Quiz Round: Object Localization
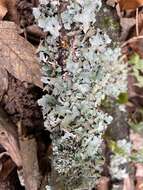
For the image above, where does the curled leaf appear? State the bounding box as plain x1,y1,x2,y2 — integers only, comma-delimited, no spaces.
0,0,18,23
0,21,43,89
119,0,143,11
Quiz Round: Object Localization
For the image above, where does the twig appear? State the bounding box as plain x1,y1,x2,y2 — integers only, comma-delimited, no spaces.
136,8,139,36
116,3,122,18
121,35,143,47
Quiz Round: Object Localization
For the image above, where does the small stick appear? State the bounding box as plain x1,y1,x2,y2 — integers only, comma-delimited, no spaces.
116,3,122,18
121,35,143,47
136,8,139,36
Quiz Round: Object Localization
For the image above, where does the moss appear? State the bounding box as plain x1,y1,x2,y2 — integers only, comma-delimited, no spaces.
101,16,120,31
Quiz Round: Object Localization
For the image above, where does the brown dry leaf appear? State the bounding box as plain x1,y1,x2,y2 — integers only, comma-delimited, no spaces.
135,177,143,190
123,174,134,190
0,0,7,20
106,0,118,7
97,177,110,190
0,21,43,88
31,0,39,7
19,135,41,190
0,107,22,168
138,13,143,35
119,0,143,11
0,68,8,97
130,130,143,151
139,13,143,22
127,38,143,58
0,158,15,180
135,164,143,190
120,17,136,40
0,0,18,23
127,75,137,98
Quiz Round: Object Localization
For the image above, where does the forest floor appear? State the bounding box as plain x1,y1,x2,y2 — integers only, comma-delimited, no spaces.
0,0,143,190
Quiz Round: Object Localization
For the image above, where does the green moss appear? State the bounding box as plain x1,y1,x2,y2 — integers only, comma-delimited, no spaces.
101,16,119,31
117,92,128,104
101,97,114,112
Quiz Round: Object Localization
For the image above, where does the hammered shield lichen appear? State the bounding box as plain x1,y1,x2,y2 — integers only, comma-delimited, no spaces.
34,0,128,189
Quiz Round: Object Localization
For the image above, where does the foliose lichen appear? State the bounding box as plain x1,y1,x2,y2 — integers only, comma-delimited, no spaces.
33,0,128,189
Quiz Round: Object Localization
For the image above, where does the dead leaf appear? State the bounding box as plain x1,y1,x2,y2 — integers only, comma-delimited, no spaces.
19,136,41,190
119,0,143,11
120,17,136,40
0,0,7,20
0,158,15,180
0,21,43,89
127,38,143,58
106,0,118,7
135,177,143,190
130,131,143,151
97,177,110,190
0,68,8,98
127,75,137,98
123,174,134,190
0,107,22,168
136,164,143,177
0,0,19,23
135,164,143,190
31,0,39,7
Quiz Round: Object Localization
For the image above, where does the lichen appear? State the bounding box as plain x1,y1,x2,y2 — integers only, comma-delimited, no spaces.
109,139,131,180
34,0,128,189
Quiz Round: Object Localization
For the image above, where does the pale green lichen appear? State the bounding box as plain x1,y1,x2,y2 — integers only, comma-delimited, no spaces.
109,139,131,180
34,0,128,189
